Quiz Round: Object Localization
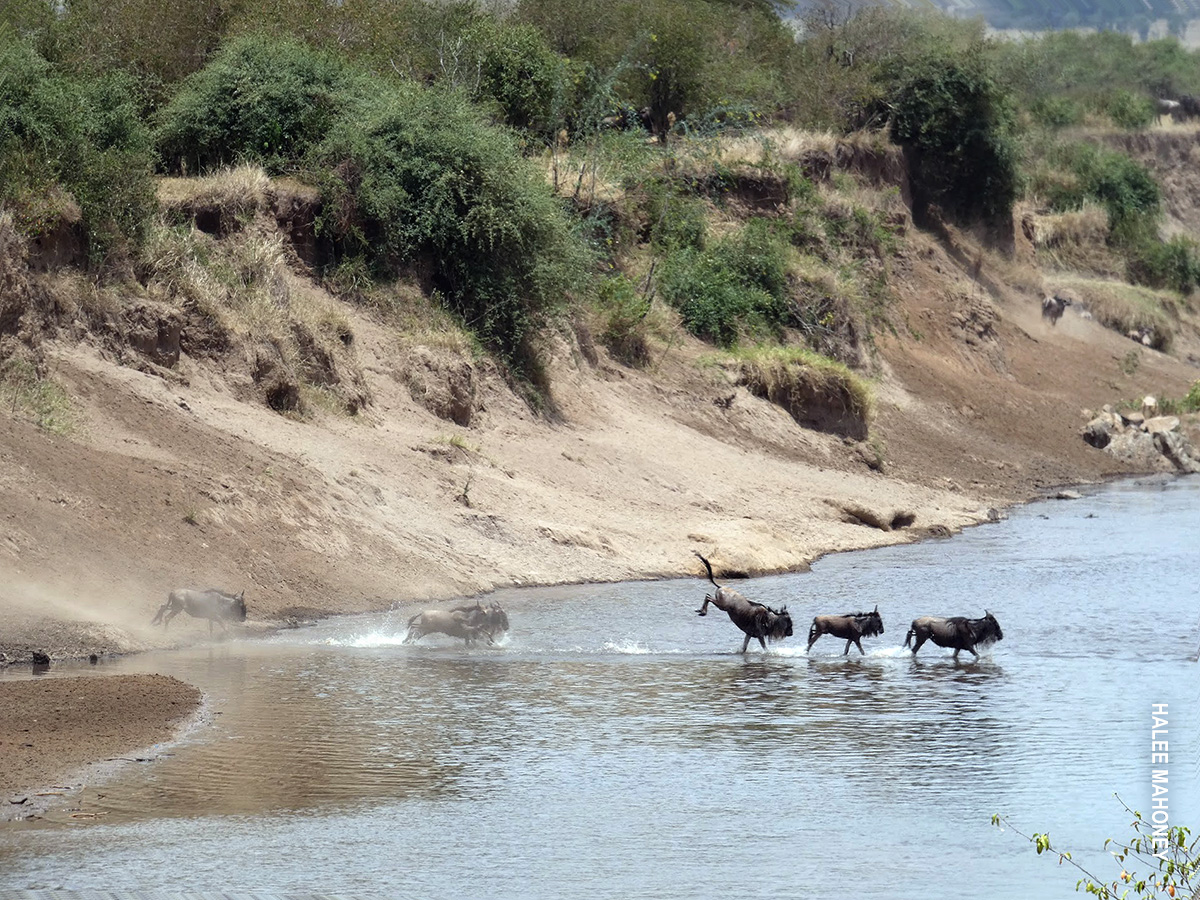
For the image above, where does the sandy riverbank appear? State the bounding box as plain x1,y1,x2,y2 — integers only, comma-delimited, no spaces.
0,674,202,820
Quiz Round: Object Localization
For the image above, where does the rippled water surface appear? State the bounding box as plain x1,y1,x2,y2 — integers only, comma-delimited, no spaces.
2,477,1198,898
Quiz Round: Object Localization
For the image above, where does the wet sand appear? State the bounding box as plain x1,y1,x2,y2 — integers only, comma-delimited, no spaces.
0,674,202,817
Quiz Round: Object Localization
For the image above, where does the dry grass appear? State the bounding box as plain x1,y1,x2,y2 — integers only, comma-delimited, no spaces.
727,344,874,440
141,218,368,414
355,279,480,357
1025,202,1110,249
1050,274,1179,350
1020,201,1123,276
157,166,271,221
0,356,78,435
712,127,887,167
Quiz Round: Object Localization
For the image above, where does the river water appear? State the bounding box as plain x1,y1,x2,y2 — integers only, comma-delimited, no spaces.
1,476,1197,898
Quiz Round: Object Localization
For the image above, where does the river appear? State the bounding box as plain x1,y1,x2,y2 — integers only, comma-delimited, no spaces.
1,476,1197,898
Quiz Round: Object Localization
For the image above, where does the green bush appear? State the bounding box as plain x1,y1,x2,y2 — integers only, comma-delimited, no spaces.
641,181,708,251
155,34,364,174
0,40,154,262
1105,89,1155,130
311,85,591,370
466,18,570,138
1028,95,1082,128
158,35,592,372
1125,234,1200,294
596,274,652,366
1042,143,1160,241
659,218,791,346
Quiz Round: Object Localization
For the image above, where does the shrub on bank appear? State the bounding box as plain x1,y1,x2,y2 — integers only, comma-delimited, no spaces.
886,55,1021,224
154,34,364,175
0,40,155,263
658,218,791,347
156,34,592,373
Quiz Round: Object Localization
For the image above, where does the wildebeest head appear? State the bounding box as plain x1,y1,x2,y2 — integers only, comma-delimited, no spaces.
858,605,884,637
486,602,509,633
230,591,248,622
976,610,1003,644
767,605,793,640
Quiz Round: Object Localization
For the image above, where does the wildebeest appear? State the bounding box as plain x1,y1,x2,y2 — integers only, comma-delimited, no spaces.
404,601,509,647
1175,94,1200,122
1042,292,1070,325
694,552,793,653
807,606,884,655
152,588,247,634
904,611,1003,659
1156,97,1181,124
453,601,510,643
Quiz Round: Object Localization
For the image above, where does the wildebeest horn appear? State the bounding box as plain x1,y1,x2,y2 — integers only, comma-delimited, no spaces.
873,604,878,613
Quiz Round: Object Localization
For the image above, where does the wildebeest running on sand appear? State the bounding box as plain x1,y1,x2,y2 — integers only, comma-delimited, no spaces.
152,588,247,634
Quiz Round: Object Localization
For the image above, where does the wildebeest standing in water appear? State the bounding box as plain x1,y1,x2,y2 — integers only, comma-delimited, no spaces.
904,611,1003,660
152,588,247,634
807,606,884,655
404,601,509,646
694,552,793,653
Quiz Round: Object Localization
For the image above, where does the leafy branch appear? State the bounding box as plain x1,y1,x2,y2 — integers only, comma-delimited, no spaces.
993,795,1197,899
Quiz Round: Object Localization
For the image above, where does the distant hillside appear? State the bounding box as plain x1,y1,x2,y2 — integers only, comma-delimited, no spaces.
794,0,1200,43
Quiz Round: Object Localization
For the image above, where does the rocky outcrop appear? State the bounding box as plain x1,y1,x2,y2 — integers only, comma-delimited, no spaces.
1082,404,1200,474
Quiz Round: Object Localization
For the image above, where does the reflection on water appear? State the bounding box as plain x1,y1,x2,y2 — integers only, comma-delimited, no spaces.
0,476,1197,899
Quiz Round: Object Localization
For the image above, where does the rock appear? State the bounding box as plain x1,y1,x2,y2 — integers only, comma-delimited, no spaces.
1144,415,1180,435
1106,430,1171,470
1120,410,1145,428
1154,431,1200,474
1054,490,1082,500
1142,395,1159,418
1083,415,1116,449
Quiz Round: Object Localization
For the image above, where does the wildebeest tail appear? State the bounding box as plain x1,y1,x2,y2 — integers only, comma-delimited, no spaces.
808,619,819,643
693,551,719,588
903,626,914,648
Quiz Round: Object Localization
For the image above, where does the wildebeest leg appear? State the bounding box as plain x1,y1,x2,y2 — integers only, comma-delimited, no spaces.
909,633,928,654
697,594,714,616
952,647,960,659
740,633,754,653
851,638,865,655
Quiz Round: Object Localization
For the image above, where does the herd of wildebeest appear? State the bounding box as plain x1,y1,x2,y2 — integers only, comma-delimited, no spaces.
151,550,1003,660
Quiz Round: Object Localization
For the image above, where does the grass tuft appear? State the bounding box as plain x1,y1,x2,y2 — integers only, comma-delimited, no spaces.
726,344,874,440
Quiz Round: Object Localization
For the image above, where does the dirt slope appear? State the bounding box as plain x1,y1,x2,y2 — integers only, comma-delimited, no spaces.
1,173,1198,666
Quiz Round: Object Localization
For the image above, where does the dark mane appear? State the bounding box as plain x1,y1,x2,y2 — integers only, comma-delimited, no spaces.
966,614,1003,646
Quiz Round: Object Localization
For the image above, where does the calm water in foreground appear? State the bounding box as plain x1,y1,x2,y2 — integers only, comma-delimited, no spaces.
1,476,1198,899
